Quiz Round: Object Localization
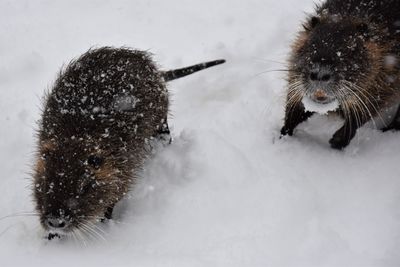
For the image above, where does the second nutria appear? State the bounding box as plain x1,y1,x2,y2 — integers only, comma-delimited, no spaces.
33,47,225,239
280,0,400,149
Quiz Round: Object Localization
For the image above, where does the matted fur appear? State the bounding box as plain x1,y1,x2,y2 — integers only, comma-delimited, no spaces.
33,47,169,235
281,0,400,149
32,46,225,238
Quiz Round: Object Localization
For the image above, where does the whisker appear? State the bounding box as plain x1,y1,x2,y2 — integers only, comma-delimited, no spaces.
336,88,350,133
0,225,17,239
82,222,106,241
255,69,295,76
343,80,387,128
0,212,39,221
78,223,95,240
342,82,378,129
71,230,79,245
75,227,88,247
252,58,288,65
88,222,108,236
286,79,305,114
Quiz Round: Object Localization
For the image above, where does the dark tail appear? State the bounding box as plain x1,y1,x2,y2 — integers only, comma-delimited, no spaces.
162,59,226,82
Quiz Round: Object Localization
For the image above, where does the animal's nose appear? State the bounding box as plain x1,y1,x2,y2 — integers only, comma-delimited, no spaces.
45,217,68,229
313,89,329,102
309,70,332,82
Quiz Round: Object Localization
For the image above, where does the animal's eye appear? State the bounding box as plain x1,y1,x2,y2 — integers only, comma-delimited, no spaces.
357,23,369,37
87,155,104,169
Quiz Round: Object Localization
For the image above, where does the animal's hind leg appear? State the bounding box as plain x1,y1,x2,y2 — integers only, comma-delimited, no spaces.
382,105,400,132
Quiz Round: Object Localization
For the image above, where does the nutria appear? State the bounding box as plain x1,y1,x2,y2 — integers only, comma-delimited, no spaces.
33,47,225,239
280,0,400,149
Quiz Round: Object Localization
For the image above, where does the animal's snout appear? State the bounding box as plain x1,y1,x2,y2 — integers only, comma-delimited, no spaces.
44,215,70,230
312,89,329,103
45,217,67,229
309,70,332,82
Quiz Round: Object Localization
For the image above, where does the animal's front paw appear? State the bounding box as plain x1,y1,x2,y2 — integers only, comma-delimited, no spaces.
329,136,350,150
280,126,294,138
382,121,400,132
103,206,114,221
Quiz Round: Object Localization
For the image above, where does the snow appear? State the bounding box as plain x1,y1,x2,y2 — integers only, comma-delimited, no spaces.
1,0,400,267
113,95,140,112
384,55,398,68
302,96,339,115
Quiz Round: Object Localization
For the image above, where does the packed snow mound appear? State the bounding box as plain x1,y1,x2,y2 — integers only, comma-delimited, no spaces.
1,1,400,267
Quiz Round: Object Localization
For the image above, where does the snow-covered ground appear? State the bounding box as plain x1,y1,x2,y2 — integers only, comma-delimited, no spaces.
1,0,400,266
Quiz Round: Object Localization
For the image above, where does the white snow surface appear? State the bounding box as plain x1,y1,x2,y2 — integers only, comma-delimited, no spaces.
1,1,400,266
302,96,339,115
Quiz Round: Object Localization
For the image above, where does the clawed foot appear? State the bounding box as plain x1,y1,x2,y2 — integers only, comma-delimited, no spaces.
280,126,294,137
282,125,351,150
329,135,350,150
382,122,400,132
100,206,114,222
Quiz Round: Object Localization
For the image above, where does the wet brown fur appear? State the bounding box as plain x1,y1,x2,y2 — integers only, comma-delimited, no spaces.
33,47,169,234
282,0,400,149
33,47,225,237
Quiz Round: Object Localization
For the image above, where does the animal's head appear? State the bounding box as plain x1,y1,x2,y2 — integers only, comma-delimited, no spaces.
33,134,131,236
288,14,387,116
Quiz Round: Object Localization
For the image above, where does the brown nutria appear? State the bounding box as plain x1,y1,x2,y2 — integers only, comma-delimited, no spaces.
280,0,400,149
33,47,225,239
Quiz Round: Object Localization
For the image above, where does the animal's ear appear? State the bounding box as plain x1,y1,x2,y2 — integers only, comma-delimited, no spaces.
303,16,320,31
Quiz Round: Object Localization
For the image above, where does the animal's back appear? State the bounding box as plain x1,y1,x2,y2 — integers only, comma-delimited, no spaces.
41,47,168,145
319,0,400,36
